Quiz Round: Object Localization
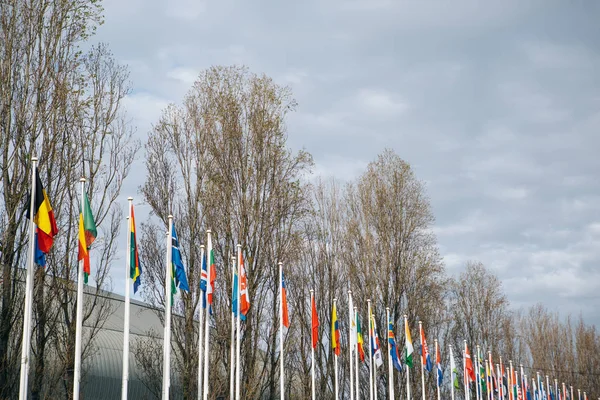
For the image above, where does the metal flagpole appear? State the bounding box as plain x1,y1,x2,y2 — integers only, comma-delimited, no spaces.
368,300,373,400
571,387,574,400
19,158,38,400
435,339,440,400
449,345,455,400
229,254,235,400
198,245,206,400
235,245,242,400
121,200,133,400
334,298,339,400
464,341,469,400
349,291,354,400
202,230,213,400
355,307,360,400
373,311,378,400
279,261,285,400
311,290,316,400
509,361,513,400
476,346,481,400
387,308,394,400
73,178,87,400
546,376,550,400
497,364,501,400
419,322,425,400
405,315,411,400
162,216,173,400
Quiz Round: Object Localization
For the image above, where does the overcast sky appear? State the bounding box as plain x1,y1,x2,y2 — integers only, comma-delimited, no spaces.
93,0,600,325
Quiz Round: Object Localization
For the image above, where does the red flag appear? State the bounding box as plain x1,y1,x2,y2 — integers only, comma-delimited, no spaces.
311,292,318,349
465,344,476,382
281,271,289,328
239,252,250,317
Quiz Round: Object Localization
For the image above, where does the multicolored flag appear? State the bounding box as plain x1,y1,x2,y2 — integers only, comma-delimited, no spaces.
356,312,365,362
311,292,319,349
404,317,414,368
26,167,58,255
420,324,433,372
206,232,216,305
436,341,443,386
370,315,383,368
281,271,289,328
77,192,97,284
464,344,476,383
129,203,141,293
450,345,459,389
170,223,189,297
331,301,340,356
479,348,487,393
388,317,402,372
239,251,250,319
200,246,209,313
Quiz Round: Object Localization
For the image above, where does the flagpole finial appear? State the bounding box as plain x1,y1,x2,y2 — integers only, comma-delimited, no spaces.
200,244,205,249
128,196,133,201
333,298,337,303
80,177,86,183
434,338,437,344
168,214,173,219
386,307,389,311
367,299,371,303
404,314,407,319
348,289,352,295
463,339,467,343
237,243,241,248
310,289,314,293
207,229,211,234
278,261,283,266
32,156,38,162
418,320,422,326
354,306,357,311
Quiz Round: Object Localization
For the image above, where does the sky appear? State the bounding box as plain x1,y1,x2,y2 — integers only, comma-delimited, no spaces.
92,0,600,325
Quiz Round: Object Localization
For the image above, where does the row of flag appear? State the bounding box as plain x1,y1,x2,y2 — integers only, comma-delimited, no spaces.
20,164,595,400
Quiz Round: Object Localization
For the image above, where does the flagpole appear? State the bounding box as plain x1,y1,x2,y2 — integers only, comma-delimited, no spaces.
386,308,393,400
464,341,469,400
334,298,339,400
354,306,360,400
405,315,411,400
476,345,482,400
546,376,550,400
198,245,206,400
419,321,425,400
235,245,242,400
509,361,514,400
373,311,378,400
449,345,455,400
121,200,133,400
571,386,574,400
73,178,87,400
162,216,173,400
311,289,316,400
497,364,501,400
279,261,285,400
349,291,355,400
435,339,440,400
202,229,213,400
229,254,235,400
555,379,558,400
368,300,373,400
520,365,525,400
18,158,38,400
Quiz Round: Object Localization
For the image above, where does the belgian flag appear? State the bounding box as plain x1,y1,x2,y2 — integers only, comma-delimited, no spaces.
25,167,58,262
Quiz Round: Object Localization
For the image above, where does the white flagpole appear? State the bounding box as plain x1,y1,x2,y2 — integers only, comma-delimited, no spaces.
449,345,455,400
405,315,411,400
19,157,38,400
73,177,87,400
476,345,482,400
435,339,440,400
546,376,550,400
386,308,394,400
571,386,574,400
508,361,513,400
373,310,378,400
497,364,501,400
419,321,425,400
334,298,339,400
555,379,558,400
354,307,360,400
464,341,469,400
229,254,235,400
368,300,373,400
311,289,316,400
198,245,206,400
162,216,173,400
520,365,525,400
349,291,354,400
279,261,285,400
121,199,133,400
235,245,242,400
202,230,213,400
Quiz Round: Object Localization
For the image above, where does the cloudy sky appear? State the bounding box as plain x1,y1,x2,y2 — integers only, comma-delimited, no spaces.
93,0,600,325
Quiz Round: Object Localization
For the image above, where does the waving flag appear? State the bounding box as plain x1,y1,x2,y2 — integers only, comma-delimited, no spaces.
200,246,210,313
464,344,476,383
171,223,189,295
231,257,239,315
436,341,443,385
281,271,289,327
26,167,58,254
370,315,383,368
356,312,365,362
206,231,216,305
78,192,97,284
331,301,340,356
404,317,414,368
420,324,433,372
239,251,250,319
450,346,459,389
388,317,402,371
311,292,319,349
129,203,142,293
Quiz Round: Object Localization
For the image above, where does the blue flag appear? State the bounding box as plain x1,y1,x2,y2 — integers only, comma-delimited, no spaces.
34,231,46,267
388,321,403,372
171,223,189,292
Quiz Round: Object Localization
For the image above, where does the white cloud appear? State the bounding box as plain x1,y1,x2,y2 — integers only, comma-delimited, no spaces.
355,88,408,117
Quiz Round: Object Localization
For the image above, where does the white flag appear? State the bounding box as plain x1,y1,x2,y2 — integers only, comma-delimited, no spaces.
349,293,357,352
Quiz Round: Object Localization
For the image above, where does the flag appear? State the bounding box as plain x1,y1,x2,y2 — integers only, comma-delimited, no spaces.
450,346,459,389
331,301,340,356
349,294,356,353
356,312,365,362
490,353,498,392
464,344,476,382
436,341,443,386
77,192,97,284
26,167,58,254
370,315,383,368
420,324,433,372
34,232,47,267
281,271,289,328
171,223,189,295
404,318,414,368
311,292,319,349
388,318,402,372
231,257,239,315
200,246,209,311
206,231,216,305
239,251,250,318
129,204,141,293
479,349,487,393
